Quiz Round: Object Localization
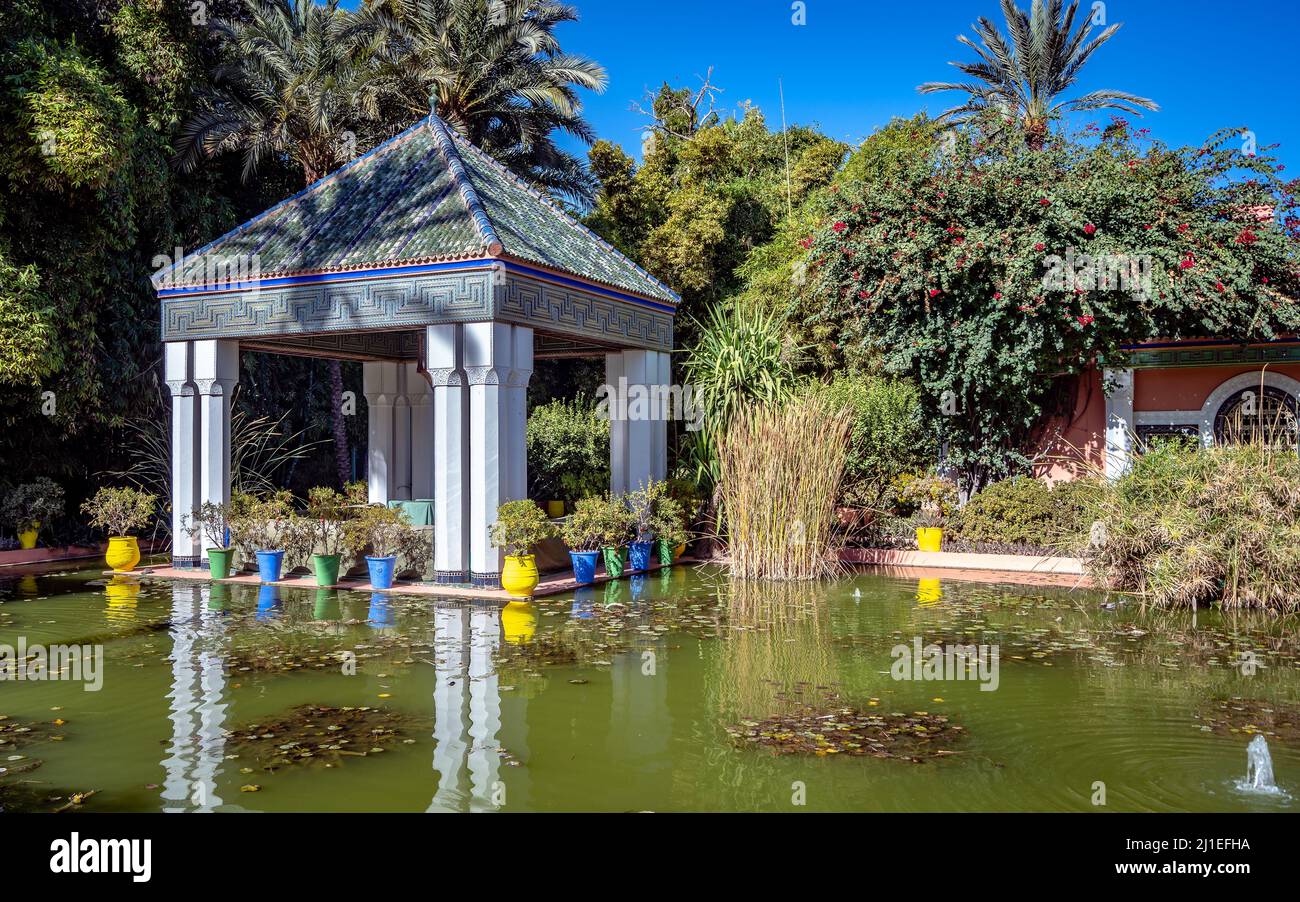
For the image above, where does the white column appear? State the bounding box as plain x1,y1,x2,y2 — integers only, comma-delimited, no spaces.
506,326,533,502
622,350,654,495
428,604,467,811
465,323,512,587
194,340,239,557
394,365,413,502
363,362,396,505
429,325,469,583
652,350,671,482
1104,367,1136,479
408,361,434,500
165,342,201,567
606,352,628,496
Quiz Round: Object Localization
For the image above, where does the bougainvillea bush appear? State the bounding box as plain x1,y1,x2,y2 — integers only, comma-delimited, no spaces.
807,116,1300,489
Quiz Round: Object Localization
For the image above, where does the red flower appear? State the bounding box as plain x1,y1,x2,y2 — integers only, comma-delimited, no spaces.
1236,229,1258,245
929,289,940,298
1177,223,1190,233
1180,255,1196,270
1263,276,1271,284
1039,198,1051,206
1143,224,1153,230
1077,315,1095,327
858,290,870,300
799,237,813,249
1216,282,1225,292
1083,223,1097,235
832,221,847,233
993,292,1003,300
1034,242,1046,251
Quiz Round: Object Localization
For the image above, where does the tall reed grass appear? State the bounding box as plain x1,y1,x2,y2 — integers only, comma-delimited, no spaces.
716,394,852,580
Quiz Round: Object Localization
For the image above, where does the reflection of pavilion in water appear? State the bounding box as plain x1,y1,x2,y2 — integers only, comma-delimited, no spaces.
161,583,229,812
153,580,676,812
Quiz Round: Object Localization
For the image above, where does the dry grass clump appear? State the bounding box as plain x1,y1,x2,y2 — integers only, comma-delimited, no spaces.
716,395,852,580
1092,440,1300,613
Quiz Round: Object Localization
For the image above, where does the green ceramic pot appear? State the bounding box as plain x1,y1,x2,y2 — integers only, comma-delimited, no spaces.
601,545,627,579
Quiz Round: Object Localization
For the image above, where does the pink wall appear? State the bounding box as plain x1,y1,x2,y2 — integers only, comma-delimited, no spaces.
1030,368,1106,484
1134,364,1300,411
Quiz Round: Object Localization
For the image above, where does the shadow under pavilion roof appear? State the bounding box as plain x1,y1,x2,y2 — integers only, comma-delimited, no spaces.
153,112,678,307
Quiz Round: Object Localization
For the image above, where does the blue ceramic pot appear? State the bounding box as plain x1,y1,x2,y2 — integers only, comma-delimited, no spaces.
627,541,652,573
255,549,285,583
366,555,398,590
570,550,600,585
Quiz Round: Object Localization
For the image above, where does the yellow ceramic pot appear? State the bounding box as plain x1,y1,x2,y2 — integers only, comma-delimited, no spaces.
500,554,540,598
916,527,943,553
18,523,39,550
105,535,141,573
545,500,565,519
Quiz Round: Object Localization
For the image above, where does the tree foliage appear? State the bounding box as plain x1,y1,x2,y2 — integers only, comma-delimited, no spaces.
808,119,1300,488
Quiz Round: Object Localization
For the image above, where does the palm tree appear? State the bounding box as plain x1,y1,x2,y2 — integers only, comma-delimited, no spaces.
176,0,380,184
176,0,380,486
357,0,607,203
918,0,1157,148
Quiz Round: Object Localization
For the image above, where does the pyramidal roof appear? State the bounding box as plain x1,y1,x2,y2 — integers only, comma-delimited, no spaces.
156,114,678,305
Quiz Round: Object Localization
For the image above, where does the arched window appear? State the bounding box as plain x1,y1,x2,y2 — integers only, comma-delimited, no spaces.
1213,385,1300,448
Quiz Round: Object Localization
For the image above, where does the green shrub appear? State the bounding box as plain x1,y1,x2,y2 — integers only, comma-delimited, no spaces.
811,375,929,507
526,398,608,502
1092,442,1300,613
489,500,556,557
2,477,64,533
951,476,1101,550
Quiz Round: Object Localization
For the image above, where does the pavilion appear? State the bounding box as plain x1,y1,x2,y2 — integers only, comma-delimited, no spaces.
153,111,679,587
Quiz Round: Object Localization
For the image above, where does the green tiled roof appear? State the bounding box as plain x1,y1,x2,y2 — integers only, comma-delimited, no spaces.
157,115,678,305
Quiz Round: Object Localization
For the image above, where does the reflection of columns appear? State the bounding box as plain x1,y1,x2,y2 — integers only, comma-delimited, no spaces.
363,362,396,504
430,326,469,583
607,349,669,496
429,603,505,812
161,583,227,812
165,343,201,567
465,323,531,587
429,605,468,811
1103,367,1135,479
467,605,503,811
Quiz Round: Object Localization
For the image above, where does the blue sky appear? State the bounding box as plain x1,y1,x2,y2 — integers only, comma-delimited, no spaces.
344,0,1300,169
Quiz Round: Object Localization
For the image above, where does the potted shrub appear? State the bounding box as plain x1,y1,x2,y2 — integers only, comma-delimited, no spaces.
3,478,64,550
489,499,557,598
560,496,608,586
305,487,352,587
599,494,636,579
650,493,690,566
345,504,414,591
898,473,958,553
231,491,295,583
82,486,157,573
627,481,668,572
184,501,236,577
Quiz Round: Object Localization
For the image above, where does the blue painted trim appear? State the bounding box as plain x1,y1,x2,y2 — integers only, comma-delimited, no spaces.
501,260,678,313
157,257,495,298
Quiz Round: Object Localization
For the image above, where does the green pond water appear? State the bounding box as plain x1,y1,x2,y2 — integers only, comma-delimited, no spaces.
1,562,1298,813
